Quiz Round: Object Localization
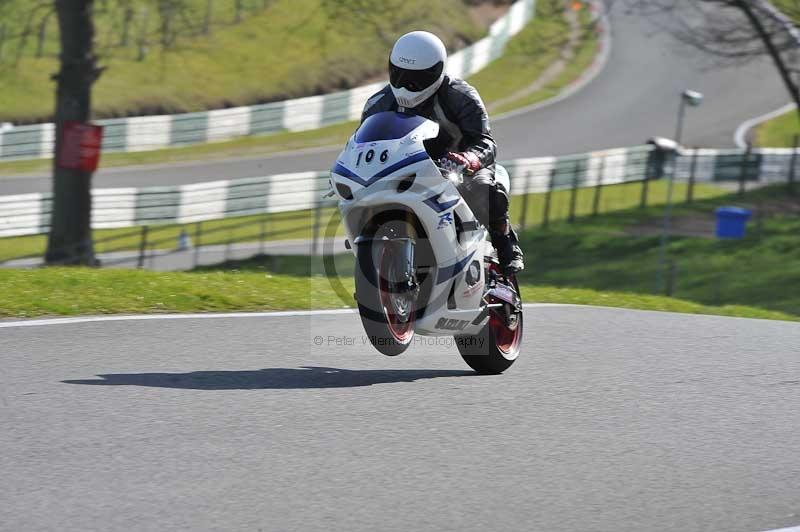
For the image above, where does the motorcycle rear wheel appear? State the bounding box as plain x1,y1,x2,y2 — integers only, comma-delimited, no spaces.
456,267,522,374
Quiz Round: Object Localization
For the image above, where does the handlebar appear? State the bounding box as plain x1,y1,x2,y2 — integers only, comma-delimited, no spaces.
437,158,466,184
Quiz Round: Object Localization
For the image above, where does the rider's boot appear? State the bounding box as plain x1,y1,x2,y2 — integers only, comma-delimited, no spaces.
490,220,524,274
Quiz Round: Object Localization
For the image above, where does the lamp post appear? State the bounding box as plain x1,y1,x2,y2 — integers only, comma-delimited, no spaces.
657,89,704,295
674,89,704,145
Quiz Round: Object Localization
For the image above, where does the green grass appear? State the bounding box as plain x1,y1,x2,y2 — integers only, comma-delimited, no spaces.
468,0,570,104
508,180,727,228
0,0,482,123
516,185,800,318
494,13,598,114
0,0,600,175
0,265,795,321
487,2,600,115
754,108,800,147
196,247,799,322
0,267,351,318
521,286,796,321
771,0,800,24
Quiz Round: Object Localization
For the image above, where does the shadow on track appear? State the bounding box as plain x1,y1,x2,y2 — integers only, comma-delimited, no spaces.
62,366,475,390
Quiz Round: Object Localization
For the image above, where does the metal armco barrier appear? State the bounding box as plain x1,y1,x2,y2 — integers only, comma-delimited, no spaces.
0,0,536,161
3,144,798,240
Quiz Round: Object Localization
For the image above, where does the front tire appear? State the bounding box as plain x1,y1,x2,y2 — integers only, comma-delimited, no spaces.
355,236,416,356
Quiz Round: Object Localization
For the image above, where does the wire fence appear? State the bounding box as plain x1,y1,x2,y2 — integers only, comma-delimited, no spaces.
2,143,799,270
2,208,327,269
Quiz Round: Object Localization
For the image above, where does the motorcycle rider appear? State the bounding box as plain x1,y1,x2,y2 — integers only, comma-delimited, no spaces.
361,30,524,274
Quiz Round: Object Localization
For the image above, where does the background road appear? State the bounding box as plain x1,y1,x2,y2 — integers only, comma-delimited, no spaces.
0,1,790,195
1,237,348,270
2,306,800,531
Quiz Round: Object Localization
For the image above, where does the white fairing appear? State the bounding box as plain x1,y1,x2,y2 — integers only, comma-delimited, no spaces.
331,112,494,337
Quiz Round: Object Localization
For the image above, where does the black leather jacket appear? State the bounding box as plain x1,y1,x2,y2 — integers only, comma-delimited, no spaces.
361,76,497,169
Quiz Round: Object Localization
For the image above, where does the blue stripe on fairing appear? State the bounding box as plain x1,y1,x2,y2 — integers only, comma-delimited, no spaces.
373,151,429,179
436,250,476,284
423,193,459,213
331,151,429,187
331,163,361,182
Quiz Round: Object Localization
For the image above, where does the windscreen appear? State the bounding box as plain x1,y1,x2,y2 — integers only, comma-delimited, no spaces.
355,112,427,143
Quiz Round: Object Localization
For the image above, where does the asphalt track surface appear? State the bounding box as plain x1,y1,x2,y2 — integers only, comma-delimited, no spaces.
2,305,800,531
0,1,790,195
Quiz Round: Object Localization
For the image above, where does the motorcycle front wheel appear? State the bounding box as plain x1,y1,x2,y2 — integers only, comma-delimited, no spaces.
354,230,416,356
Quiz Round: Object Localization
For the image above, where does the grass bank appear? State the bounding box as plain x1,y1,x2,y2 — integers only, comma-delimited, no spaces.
0,0,482,123
0,266,794,321
516,185,800,318
477,0,600,115
754,108,800,147
0,0,600,175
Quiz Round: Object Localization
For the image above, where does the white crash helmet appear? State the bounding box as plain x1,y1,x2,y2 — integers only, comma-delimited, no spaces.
389,31,447,108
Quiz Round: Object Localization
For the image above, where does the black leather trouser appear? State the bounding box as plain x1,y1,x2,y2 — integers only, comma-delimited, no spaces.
456,167,509,230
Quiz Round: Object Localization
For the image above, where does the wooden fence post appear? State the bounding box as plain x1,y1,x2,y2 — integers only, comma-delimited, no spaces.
568,160,580,223
639,174,649,209
518,171,531,230
311,198,322,256
259,213,268,255
542,168,556,228
592,157,605,216
738,142,752,197
686,148,698,204
789,134,798,195
137,226,149,268
193,222,202,269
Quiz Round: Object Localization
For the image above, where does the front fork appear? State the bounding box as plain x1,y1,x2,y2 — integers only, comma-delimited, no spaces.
354,234,418,296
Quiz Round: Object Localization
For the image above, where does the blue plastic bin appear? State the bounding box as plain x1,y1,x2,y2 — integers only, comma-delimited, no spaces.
715,206,751,239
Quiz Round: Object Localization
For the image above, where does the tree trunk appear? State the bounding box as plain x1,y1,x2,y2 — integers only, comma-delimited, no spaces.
46,0,101,266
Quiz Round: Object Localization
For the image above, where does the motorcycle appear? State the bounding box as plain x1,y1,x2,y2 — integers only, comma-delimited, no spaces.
328,111,523,374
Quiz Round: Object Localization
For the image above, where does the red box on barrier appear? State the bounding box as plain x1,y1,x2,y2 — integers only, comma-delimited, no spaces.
57,121,104,172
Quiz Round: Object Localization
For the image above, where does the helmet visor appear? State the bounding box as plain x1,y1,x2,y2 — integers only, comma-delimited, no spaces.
389,61,444,93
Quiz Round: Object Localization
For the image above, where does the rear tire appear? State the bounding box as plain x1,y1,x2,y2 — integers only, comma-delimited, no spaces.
456,269,522,374
354,231,416,357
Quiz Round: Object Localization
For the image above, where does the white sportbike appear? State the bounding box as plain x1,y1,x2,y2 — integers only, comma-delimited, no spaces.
329,111,523,374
